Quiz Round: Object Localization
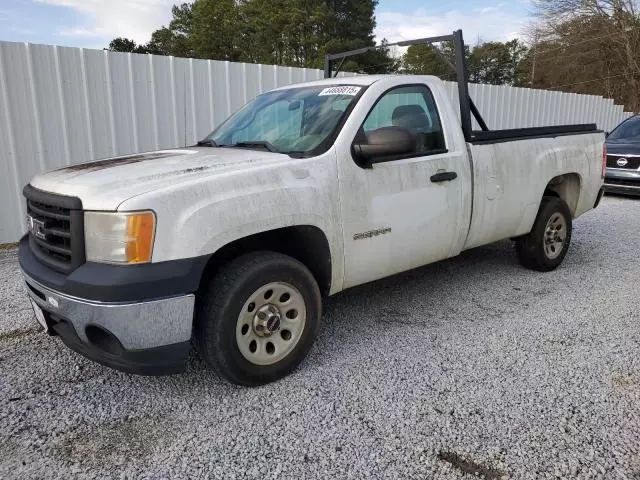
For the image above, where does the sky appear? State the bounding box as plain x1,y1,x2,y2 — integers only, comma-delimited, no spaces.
0,0,534,50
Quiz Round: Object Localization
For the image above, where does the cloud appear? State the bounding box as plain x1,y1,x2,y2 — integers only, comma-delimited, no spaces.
375,6,531,47
35,0,174,44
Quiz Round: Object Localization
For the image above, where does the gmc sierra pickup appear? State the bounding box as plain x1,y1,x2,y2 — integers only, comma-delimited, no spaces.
19,31,605,385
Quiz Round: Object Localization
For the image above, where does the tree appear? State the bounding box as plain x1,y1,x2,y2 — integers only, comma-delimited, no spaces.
401,43,454,79
238,0,310,65
146,28,175,56
107,37,168,55
402,40,526,85
532,0,640,112
237,0,396,71
108,38,138,52
148,3,195,57
191,0,241,60
109,0,398,73
320,0,398,73
468,39,528,85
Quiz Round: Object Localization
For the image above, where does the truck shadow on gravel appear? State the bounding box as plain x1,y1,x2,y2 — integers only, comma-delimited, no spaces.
311,236,594,366
321,239,521,325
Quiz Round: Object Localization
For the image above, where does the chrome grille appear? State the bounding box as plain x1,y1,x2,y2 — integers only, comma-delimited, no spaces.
23,185,85,274
606,154,640,170
27,199,72,264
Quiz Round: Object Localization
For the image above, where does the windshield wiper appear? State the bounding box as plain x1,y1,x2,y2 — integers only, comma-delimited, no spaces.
197,139,219,147
286,151,309,158
231,140,277,152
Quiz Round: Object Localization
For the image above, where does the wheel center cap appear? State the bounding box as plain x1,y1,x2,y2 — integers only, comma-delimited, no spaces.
266,316,280,332
253,304,281,337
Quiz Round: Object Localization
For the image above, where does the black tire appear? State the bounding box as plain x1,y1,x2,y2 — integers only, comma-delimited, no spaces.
194,251,322,386
515,196,572,272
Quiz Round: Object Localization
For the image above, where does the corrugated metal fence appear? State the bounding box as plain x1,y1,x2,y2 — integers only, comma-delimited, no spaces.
0,41,633,243
449,82,632,132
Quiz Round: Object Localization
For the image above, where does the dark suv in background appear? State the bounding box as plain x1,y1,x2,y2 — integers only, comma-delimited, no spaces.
605,115,640,196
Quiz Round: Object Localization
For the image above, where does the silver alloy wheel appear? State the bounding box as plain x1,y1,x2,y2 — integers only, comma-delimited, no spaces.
543,212,567,260
236,282,307,366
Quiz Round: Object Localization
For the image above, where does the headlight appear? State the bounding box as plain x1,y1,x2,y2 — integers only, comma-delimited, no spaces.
84,211,156,264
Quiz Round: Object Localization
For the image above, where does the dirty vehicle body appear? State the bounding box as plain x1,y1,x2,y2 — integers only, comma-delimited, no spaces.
19,31,605,385
604,115,640,196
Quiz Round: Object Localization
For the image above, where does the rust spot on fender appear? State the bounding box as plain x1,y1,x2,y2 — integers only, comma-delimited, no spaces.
55,152,187,173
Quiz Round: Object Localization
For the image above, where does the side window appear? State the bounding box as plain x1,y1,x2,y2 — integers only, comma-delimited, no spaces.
361,85,446,156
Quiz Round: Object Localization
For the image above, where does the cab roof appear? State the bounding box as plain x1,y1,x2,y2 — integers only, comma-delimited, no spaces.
270,74,441,91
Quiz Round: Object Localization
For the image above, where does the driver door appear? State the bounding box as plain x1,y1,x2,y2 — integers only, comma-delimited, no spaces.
337,84,471,289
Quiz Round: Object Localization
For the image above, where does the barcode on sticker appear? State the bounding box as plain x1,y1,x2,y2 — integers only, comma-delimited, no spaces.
318,86,362,96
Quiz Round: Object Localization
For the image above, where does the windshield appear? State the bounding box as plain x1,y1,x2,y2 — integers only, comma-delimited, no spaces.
608,116,640,142
203,85,364,156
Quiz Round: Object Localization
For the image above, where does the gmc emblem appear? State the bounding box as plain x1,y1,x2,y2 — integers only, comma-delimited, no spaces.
26,215,47,240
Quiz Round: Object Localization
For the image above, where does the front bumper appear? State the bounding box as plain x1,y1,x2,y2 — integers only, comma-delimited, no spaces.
604,168,640,196
23,272,194,375
18,236,209,375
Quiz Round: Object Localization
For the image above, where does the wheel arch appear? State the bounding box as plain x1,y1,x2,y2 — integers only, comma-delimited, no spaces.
543,173,582,217
197,225,333,298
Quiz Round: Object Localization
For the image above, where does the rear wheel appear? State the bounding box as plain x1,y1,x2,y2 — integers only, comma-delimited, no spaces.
194,252,322,386
515,196,572,272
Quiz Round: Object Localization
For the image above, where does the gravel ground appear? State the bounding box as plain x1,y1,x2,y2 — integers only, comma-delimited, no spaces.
1,195,639,480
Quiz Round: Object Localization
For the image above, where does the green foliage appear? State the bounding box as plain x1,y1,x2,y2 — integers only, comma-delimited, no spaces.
402,42,456,79
468,39,528,85
108,38,137,52
107,0,397,73
402,39,528,86
108,37,166,54
237,0,330,66
191,0,241,60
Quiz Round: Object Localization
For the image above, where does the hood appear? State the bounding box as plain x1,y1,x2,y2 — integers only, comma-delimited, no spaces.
29,147,291,210
605,139,640,156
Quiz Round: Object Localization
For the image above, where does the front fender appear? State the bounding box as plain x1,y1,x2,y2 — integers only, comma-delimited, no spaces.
118,152,344,293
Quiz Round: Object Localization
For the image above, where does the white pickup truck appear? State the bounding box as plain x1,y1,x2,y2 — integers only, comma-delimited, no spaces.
19,34,605,385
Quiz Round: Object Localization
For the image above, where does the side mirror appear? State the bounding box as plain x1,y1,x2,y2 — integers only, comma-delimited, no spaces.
352,126,415,166
605,131,609,138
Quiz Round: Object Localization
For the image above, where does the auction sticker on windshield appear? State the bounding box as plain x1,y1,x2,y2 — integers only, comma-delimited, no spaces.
318,86,362,96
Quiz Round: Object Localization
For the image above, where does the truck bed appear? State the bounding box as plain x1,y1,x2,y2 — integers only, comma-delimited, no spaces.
471,124,600,144
462,130,604,251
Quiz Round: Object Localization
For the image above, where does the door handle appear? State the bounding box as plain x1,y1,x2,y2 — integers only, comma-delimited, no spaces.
430,171,457,183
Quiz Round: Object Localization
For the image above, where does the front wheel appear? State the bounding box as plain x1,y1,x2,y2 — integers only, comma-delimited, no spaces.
515,196,573,272
194,252,322,386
